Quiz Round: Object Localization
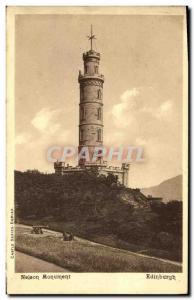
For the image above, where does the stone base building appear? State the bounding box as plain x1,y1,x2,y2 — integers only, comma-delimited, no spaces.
54,161,129,186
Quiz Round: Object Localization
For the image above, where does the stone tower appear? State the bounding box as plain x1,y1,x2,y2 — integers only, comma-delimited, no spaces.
78,26,104,167
54,26,129,186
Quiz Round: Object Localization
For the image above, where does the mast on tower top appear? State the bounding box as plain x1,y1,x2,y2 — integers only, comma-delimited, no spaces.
87,24,96,51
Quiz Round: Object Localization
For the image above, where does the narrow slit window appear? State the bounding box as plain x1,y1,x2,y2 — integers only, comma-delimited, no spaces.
97,107,101,120
80,129,84,141
97,89,102,99
97,129,102,142
95,66,98,73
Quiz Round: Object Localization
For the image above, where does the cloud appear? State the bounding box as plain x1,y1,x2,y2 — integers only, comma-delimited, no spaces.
111,87,173,129
156,100,173,118
120,88,140,101
31,107,61,135
106,86,175,149
112,88,140,129
15,133,31,145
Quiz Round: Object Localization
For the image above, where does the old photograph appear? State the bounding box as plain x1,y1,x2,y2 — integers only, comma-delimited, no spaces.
7,6,188,294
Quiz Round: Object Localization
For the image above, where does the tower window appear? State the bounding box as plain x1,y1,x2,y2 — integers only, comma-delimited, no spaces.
80,107,85,120
97,129,102,142
95,66,98,73
80,129,84,141
97,107,101,120
97,89,102,99
85,66,88,74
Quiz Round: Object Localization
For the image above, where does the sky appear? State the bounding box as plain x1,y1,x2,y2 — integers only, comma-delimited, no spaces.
15,13,184,188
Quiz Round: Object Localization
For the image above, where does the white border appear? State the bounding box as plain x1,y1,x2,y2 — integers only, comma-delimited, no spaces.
1,1,192,299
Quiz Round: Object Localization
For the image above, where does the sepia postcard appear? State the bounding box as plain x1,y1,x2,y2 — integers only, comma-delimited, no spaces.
6,6,188,294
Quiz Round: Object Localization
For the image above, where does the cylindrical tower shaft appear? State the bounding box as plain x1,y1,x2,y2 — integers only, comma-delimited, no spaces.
78,48,104,167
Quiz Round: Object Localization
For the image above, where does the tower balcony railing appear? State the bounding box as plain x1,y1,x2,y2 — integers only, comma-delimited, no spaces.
83,50,100,59
78,71,104,82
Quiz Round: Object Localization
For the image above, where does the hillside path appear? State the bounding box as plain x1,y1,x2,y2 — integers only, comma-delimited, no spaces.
15,251,70,273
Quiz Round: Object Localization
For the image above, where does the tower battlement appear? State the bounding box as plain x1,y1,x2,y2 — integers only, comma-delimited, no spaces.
83,50,100,60
54,161,129,186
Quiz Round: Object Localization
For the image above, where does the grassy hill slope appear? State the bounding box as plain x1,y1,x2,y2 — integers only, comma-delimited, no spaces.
15,170,182,262
15,225,181,272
